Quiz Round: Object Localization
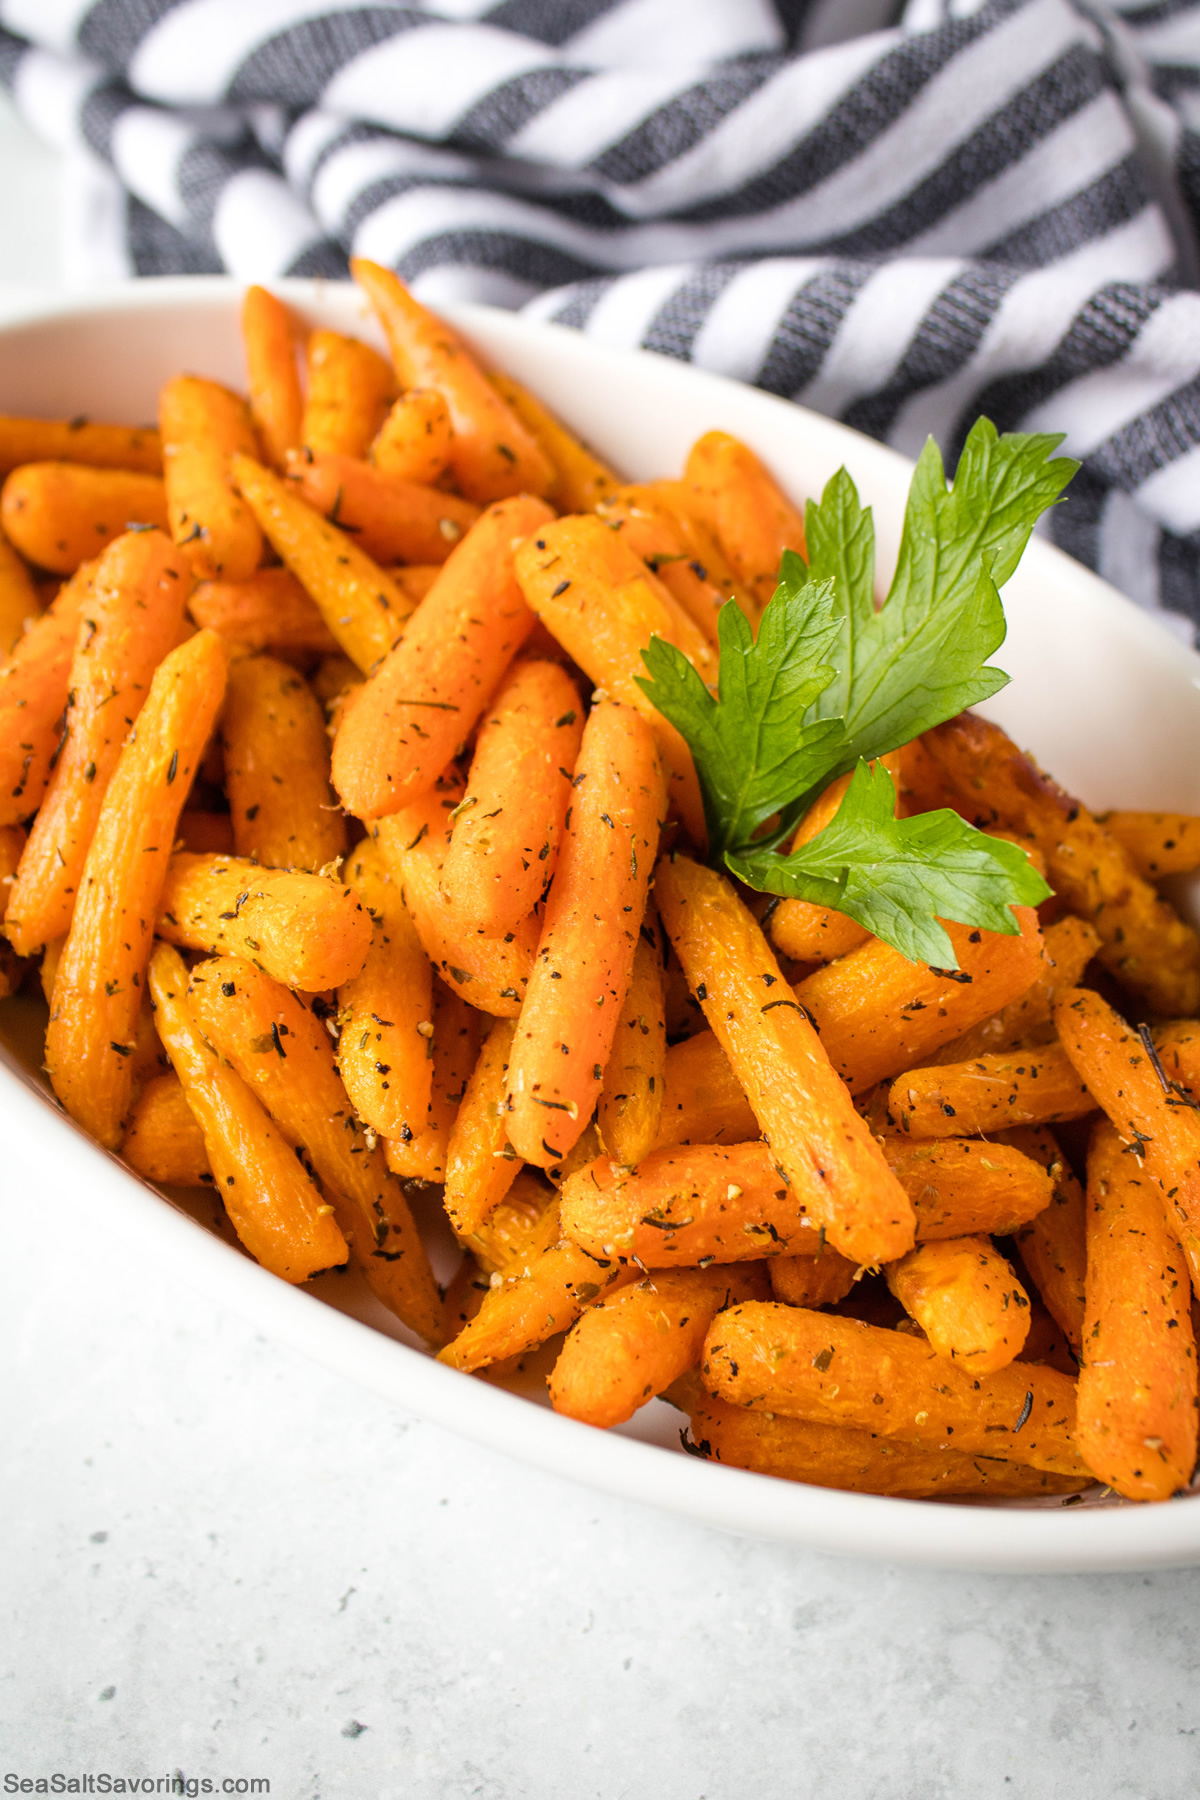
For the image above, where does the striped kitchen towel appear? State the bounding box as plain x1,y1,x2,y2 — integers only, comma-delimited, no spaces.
2,0,1200,635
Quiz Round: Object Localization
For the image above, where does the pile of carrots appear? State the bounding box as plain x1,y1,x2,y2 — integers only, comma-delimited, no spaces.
2,262,1200,1507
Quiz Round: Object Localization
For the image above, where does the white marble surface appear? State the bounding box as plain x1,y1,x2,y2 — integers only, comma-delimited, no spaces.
3,95,1200,1800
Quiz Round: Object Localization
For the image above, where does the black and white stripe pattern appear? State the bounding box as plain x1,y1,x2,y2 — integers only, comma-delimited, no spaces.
3,0,1200,634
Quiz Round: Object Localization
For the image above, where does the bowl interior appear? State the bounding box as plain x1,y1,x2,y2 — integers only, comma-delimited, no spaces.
4,278,1200,1570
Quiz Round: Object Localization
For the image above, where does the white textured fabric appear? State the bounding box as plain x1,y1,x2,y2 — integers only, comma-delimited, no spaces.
2,0,1200,632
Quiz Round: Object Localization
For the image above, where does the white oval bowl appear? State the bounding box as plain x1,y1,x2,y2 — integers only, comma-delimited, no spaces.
3,277,1200,1574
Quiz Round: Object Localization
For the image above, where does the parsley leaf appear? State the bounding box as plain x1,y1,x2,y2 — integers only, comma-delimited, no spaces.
729,760,1051,967
809,420,1077,771
636,564,845,860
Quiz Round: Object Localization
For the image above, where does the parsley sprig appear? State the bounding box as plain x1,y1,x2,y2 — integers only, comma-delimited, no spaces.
637,419,1075,966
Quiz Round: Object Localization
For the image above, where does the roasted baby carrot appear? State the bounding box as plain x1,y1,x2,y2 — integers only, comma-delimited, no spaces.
332,494,550,821
242,286,302,471
1006,1125,1088,1354
353,259,553,503
220,653,345,871
374,782,537,1018
1075,1119,1198,1501
686,1394,1088,1498
886,1236,1031,1374
0,558,88,823
147,943,348,1282
769,1250,859,1308
596,910,667,1168
931,914,1100,1063
189,568,339,657
703,1302,1086,1476
230,453,412,673
514,512,713,844
1096,810,1200,879
462,1166,558,1273
6,530,189,954
439,658,583,938
485,368,617,512
652,1030,758,1149
188,954,442,1342
1054,985,1200,1287
160,375,263,581
371,388,453,485
793,910,1045,1094
506,701,665,1167
1,464,168,574
655,855,914,1266
443,1018,522,1238
155,852,371,992
0,416,160,476
922,712,1200,1015
384,984,480,1182
549,1263,769,1429
337,836,433,1145
684,431,806,614
122,1070,211,1187
618,480,754,617
301,329,395,458
284,449,479,564
888,1046,1094,1139
44,630,229,1146
391,564,441,606
0,527,40,653
593,491,726,645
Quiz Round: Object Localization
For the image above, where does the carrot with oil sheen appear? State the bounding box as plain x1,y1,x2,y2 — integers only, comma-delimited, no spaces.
1,464,169,575
220,653,346,872
301,329,395,459
654,854,915,1268
332,494,551,821
505,700,666,1168
284,449,478,566
160,375,263,582
242,286,302,470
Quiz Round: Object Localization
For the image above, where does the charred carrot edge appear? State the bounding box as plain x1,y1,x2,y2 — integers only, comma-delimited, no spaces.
220,653,346,872
242,286,303,471
122,1069,212,1187
284,448,479,567
923,712,1200,1016
160,375,263,582
486,368,617,512
655,855,915,1266
596,907,667,1168
514,512,713,847
371,388,453,485
44,630,230,1146
444,1018,522,1238
1075,1119,1198,1500
301,328,395,459
352,259,554,503
885,1235,1031,1374
234,454,413,674
374,781,538,1019
0,525,40,654
155,851,372,992
506,701,666,1167
683,431,806,614
187,954,442,1343
887,1045,1095,1139
189,568,340,657
794,910,1045,1095
439,657,583,938
702,1302,1086,1476
331,494,550,821
931,914,1100,1064
6,531,189,954
1054,984,1200,1290
686,1393,1089,1497
1,464,169,575
1096,809,1200,880
147,943,348,1281
0,562,93,830
384,985,480,1181
338,836,434,1144
548,1264,770,1429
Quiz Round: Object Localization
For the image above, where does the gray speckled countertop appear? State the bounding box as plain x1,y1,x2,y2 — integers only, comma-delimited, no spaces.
2,97,1200,1800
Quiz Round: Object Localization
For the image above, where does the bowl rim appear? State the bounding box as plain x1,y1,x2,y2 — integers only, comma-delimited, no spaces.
4,274,1199,1573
